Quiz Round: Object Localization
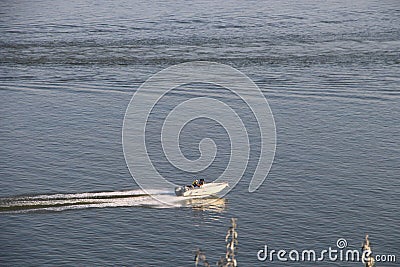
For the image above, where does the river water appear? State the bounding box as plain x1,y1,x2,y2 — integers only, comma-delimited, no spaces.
1,0,399,266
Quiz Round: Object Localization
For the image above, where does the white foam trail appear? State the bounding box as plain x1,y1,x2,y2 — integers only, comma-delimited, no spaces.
19,189,165,200
0,189,226,213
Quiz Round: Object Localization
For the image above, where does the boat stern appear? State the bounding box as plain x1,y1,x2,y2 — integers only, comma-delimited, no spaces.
174,186,186,196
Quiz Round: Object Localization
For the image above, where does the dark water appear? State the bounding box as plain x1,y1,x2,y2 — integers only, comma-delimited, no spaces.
1,0,399,266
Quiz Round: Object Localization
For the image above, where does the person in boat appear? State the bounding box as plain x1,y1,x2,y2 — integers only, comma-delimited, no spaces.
192,179,200,188
199,179,205,186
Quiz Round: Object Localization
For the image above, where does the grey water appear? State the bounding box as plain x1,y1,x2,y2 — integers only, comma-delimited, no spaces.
1,0,399,266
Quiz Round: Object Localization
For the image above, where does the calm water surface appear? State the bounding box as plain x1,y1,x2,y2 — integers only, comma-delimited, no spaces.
1,0,399,266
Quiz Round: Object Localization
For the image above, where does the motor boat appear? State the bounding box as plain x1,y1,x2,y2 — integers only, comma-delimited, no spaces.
174,182,229,197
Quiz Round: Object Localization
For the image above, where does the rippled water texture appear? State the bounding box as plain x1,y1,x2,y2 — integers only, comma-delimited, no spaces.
1,0,399,266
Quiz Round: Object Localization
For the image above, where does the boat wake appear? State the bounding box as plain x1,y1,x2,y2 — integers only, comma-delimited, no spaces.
0,189,227,214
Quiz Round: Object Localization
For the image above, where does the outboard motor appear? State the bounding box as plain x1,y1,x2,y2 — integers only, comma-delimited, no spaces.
175,186,188,196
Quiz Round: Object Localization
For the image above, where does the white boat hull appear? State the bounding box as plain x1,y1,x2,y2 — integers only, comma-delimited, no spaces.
175,182,229,197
